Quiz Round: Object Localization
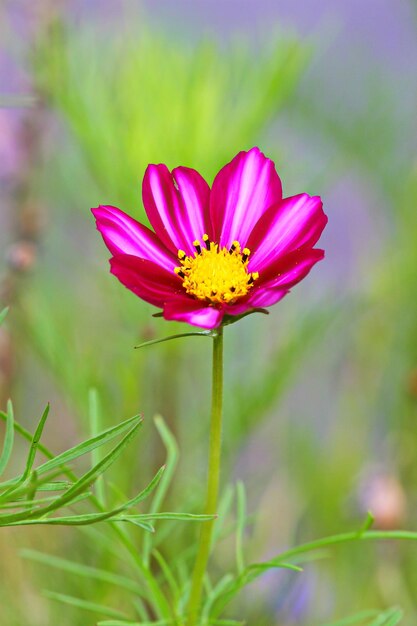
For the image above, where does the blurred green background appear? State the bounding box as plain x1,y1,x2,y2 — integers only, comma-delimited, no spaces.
1,1,417,624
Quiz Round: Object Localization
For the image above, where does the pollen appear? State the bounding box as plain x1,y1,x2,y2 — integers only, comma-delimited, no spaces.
175,237,259,304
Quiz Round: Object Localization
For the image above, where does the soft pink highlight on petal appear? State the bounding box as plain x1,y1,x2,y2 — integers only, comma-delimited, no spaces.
163,297,223,329
92,205,176,272
110,255,181,308
142,164,210,256
173,166,212,240
247,194,327,272
210,147,282,248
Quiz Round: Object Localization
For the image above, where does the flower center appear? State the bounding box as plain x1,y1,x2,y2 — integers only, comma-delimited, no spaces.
175,234,259,305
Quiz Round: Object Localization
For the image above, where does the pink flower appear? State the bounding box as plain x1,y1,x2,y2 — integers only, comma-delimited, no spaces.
92,148,327,330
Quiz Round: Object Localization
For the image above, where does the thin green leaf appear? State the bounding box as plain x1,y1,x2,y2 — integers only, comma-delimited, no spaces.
117,512,216,522
135,331,212,350
88,388,106,505
208,621,245,626
202,574,235,622
23,404,50,478
0,404,51,502
267,530,417,568
44,590,129,620
5,513,153,529
0,466,67,499
322,610,379,626
0,307,9,326
120,518,155,532
212,485,235,543
0,410,54,461
0,419,143,524
97,619,177,626
369,607,404,626
0,400,14,478
143,415,179,565
22,481,72,492
357,511,375,537
235,481,246,575
21,549,144,595
210,562,302,618
35,413,142,476
152,549,180,607
0,492,89,510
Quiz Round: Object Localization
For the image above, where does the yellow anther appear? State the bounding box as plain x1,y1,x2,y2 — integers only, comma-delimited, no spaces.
178,250,186,259
175,237,259,305
193,240,202,255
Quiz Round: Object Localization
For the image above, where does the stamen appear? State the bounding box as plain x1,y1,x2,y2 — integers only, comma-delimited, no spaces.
247,271,259,285
175,236,259,305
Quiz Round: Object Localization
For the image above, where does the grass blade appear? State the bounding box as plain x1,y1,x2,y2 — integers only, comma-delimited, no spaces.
22,404,50,480
235,481,246,575
143,415,179,565
35,413,142,476
88,388,106,505
44,590,129,620
0,419,143,524
21,549,144,595
135,331,211,349
0,401,14,478
0,307,9,326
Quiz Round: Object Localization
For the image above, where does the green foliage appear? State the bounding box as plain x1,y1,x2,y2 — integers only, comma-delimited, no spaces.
323,606,404,626
0,402,186,530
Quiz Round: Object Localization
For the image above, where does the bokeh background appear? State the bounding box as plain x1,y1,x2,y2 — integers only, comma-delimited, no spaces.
1,1,417,624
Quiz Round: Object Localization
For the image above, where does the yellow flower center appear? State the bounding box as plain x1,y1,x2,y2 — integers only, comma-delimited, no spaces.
175,234,259,305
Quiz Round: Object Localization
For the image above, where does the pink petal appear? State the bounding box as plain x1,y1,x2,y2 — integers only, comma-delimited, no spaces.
223,249,323,315
110,254,181,308
92,205,176,273
244,288,289,308
258,248,325,289
210,147,282,249
142,164,210,256
247,194,327,272
163,297,223,329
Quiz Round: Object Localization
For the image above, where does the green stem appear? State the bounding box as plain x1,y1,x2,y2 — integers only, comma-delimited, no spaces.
186,327,224,626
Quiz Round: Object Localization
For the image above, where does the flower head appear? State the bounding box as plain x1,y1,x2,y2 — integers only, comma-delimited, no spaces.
92,148,327,329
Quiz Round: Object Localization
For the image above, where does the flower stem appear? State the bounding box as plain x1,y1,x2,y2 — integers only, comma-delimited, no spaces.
186,327,224,626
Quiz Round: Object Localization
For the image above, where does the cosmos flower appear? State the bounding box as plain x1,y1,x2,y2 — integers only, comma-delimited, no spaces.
92,148,327,329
